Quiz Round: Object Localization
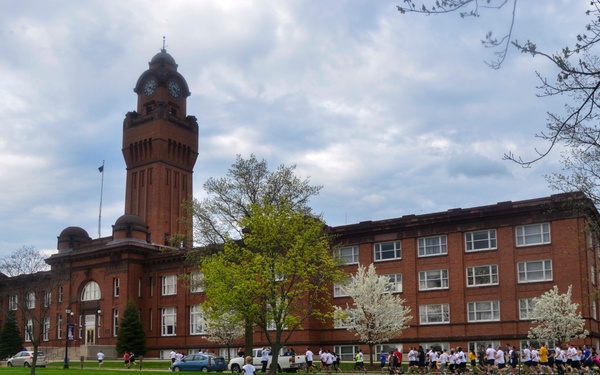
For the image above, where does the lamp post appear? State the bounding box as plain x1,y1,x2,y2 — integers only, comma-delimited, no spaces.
63,306,73,369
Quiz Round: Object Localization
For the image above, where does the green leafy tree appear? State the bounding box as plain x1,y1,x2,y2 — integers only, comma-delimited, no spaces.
184,154,322,355
200,199,346,375
115,300,147,357
0,311,23,360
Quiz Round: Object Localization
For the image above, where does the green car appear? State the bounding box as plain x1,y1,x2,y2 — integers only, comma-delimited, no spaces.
171,354,227,372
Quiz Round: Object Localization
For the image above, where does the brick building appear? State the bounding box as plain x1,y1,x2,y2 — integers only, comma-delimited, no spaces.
1,50,599,361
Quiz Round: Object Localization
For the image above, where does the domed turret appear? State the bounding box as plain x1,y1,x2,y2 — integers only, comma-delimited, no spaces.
57,226,91,251
112,214,149,242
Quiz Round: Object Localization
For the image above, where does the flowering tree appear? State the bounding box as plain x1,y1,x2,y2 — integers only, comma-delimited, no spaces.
201,309,244,361
336,263,412,365
528,285,588,347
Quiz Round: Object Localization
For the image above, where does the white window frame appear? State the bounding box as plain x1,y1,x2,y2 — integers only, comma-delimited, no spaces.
519,298,536,320
334,279,350,297
113,309,119,337
465,229,497,252
190,272,205,293
162,275,177,296
467,300,500,322
58,285,63,302
334,309,355,329
592,265,596,286
384,273,403,293
43,317,50,341
25,319,33,342
9,295,17,311
161,307,177,336
374,241,402,262
113,278,120,297
594,300,598,320
336,246,359,265
418,235,448,257
418,269,449,291
466,265,499,287
43,290,51,307
333,345,361,361
518,260,553,283
419,303,450,325
81,281,101,301
516,223,551,247
190,305,205,335
26,292,35,309
57,314,62,339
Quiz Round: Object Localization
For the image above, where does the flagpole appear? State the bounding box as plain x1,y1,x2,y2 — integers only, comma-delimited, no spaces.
98,160,105,238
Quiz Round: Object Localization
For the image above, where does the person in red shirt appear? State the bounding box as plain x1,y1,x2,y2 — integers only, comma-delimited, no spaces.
124,352,131,368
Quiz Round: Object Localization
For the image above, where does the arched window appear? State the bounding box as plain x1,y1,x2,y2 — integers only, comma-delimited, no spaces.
81,281,101,301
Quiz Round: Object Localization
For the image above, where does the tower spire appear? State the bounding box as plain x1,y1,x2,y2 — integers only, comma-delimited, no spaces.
161,36,166,53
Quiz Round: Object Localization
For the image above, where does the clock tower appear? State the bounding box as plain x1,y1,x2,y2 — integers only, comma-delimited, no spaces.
122,48,199,245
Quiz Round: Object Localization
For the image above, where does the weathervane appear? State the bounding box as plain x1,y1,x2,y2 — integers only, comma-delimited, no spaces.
161,36,167,53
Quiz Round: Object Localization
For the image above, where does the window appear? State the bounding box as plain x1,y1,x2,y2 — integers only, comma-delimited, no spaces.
466,265,499,287
149,309,153,331
519,298,536,320
592,265,596,286
162,275,177,296
43,317,50,341
419,269,449,290
518,260,553,283
336,246,359,265
467,300,500,322
516,223,550,247
43,290,51,307
113,278,120,297
138,278,142,298
420,304,450,324
375,241,402,261
190,272,205,293
149,277,154,297
113,309,119,336
465,229,497,252
57,314,62,339
334,279,350,297
594,300,598,320
418,235,448,257
333,345,361,361
9,295,17,311
334,309,355,329
25,319,33,342
162,307,177,336
58,285,63,302
26,292,35,309
81,281,101,301
190,305,205,335
385,273,403,293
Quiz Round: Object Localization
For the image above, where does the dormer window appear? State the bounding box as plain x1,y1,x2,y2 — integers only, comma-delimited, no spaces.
169,108,177,116
146,105,153,114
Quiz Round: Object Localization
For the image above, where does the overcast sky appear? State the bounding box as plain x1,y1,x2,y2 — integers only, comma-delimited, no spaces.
0,1,590,258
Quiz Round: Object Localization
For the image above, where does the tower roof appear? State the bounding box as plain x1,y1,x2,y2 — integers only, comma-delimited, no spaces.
149,48,178,69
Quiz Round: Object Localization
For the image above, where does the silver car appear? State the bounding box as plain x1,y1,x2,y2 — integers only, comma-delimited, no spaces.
7,351,47,367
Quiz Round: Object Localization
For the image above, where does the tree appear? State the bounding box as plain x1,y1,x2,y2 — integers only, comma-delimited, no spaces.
0,311,23,360
200,309,244,361
115,299,147,357
335,263,412,365
527,285,588,347
200,199,346,375
399,1,600,206
185,154,322,355
0,246,65,375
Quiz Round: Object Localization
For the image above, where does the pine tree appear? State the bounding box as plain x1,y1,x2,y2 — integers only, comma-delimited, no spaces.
0,311,23,360
115,300,147,357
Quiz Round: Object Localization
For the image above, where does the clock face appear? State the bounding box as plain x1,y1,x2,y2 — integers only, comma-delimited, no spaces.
144,79,157,96
168,80,181,98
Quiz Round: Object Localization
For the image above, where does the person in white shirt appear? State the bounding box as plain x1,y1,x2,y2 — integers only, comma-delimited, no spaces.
485,345,496,372
456,347,467,374
439,351,448,375
97,351,105,368
409,347,419,372
495,347,506,373
261,347,270,373
242,356,256,375
306,348,315,373
522,346,532,372
448,349,456,375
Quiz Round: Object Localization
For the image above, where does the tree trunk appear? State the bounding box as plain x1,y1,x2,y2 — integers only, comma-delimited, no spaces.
369,343,374,366
244,320,253,360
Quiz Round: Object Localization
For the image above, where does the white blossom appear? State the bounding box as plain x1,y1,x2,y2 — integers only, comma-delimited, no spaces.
527,285,588,346
335,263,412,354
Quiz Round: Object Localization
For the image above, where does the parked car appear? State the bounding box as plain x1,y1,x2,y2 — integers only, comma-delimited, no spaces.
171,353,227,372
7,351,47,367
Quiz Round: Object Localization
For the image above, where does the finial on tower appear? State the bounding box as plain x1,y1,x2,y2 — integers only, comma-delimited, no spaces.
161,36,167,53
